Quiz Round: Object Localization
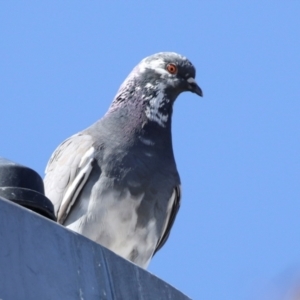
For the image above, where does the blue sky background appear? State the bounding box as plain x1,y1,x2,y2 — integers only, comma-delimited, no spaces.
1,2,300,299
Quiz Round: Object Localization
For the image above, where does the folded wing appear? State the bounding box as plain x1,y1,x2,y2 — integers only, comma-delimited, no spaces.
44,133,95,223
154,185,181,255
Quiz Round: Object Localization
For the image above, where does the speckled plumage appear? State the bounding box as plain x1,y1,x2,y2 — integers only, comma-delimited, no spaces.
44,52,202,268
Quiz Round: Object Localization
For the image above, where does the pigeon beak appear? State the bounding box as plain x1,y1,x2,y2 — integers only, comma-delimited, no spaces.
187,77,203,97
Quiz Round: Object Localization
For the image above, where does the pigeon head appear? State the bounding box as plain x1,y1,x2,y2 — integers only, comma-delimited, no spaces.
110,52,202,128
138,52,203,98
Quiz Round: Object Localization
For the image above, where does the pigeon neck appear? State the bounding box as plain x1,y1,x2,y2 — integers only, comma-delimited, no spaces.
104,77,176,148
109,77,176,129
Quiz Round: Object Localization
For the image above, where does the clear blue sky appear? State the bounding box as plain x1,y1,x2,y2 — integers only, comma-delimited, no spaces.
1,2,300,299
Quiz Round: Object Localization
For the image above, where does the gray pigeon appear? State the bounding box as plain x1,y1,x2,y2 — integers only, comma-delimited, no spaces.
44,52,202,269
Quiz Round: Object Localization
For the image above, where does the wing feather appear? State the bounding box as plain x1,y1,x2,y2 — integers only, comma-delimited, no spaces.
154,185,181,255
44,133,95,222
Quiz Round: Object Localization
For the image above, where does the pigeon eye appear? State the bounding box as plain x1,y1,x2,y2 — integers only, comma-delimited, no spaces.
166,63,178,75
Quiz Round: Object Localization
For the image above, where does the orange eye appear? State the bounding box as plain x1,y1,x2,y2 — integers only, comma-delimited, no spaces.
166,63,178,74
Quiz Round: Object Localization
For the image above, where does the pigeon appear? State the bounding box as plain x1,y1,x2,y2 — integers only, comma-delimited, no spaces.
44,52,203,269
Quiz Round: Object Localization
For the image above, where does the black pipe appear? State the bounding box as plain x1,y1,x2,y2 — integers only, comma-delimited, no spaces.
0,157,56,221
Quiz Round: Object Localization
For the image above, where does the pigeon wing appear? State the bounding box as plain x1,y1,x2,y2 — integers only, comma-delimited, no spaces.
44,133,96,223
154,185,181,255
